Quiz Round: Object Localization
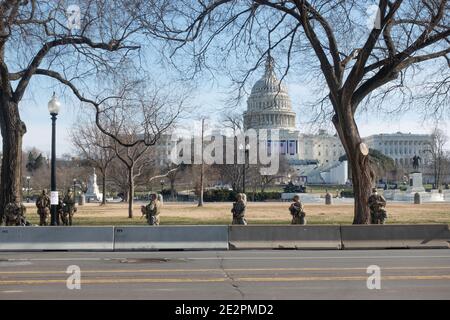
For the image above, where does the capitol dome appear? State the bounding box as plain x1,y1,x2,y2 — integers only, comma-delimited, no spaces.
244,55,296,130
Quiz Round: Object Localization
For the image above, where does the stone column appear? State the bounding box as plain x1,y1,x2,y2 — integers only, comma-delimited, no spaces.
414,192,421,204
325,192,332,205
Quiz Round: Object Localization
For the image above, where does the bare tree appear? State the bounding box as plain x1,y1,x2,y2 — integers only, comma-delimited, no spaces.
0,0,161,222
113,136,151,218
426,127,448,189
151,0,450,224
71,119,116,205
165,163,186,201
217,112,245,191
108,157,129,201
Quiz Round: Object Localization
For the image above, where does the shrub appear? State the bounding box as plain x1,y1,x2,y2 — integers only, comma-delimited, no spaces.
203,189,281,202
340,190,354,198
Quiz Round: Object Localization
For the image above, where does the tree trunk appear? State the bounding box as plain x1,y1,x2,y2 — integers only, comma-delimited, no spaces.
333,108,374,225
0,100,26,223
170,180,175,200
128,166,134,218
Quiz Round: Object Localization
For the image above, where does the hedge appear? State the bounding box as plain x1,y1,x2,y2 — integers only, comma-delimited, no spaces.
203,189,281,202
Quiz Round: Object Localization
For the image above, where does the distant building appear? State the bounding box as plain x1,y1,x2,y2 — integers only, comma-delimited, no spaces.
242,55,347,184
364,132,432,167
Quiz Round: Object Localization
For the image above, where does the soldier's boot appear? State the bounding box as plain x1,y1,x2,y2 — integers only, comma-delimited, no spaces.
299,216,306,225
39,214,46,226
63,214,69,226
370,212,377,224
379,213,387,225
69,214,73,226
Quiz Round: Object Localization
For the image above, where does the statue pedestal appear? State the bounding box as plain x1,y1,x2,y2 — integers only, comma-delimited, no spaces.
85,169,103,202
407,172,425,192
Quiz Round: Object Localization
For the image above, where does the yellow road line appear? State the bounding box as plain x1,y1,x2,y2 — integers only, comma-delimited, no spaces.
1,275,450,286
1,266,450,275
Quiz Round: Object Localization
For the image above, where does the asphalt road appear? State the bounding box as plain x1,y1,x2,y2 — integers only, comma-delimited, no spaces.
0,249,449,299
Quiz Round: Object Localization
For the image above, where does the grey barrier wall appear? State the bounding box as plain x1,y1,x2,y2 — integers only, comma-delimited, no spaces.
341,224,450,249
0,225,448,251
113,226,229,251
0,227,114,251
228,225,342,249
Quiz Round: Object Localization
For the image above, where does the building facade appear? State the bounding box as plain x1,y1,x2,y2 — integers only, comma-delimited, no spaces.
242,55,347,184
364,133,432,167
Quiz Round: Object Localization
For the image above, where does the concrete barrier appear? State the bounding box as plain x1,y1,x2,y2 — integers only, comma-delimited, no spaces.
0,227,114,251
341,224,450,249
1,225,448,252
113,226,229,251
228,225,342,249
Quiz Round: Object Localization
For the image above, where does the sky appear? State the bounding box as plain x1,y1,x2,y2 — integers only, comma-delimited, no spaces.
0,2,447,158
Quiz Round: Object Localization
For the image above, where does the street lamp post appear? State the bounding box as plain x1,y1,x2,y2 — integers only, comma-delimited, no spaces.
48,93,61,226
26,176,31,203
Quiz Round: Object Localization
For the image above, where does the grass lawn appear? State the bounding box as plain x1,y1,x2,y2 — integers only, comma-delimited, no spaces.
22,201,450,226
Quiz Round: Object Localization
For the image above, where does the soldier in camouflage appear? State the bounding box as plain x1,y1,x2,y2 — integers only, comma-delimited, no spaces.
56,195,64,226
4,196,29,226
368,188,388,224
289,195,306,225
142,193,162,225
231,193,247,225
62,189,77,226
35,189,50,226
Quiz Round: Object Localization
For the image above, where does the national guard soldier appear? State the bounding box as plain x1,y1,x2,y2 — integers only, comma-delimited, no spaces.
56,195,65,226
368,188,387,224
36,189,50,226
142,193,161,225
62,188,77,226
289,195,306,225
231,193,247,225
4,196,29,226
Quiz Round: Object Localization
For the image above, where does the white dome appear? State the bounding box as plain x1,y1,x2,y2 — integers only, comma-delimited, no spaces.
244,55,296,130
252,56,288,94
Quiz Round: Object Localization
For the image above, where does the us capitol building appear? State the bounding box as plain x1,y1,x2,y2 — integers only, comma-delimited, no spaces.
159,56,432,185
240,56,347,184
241,55,432,184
